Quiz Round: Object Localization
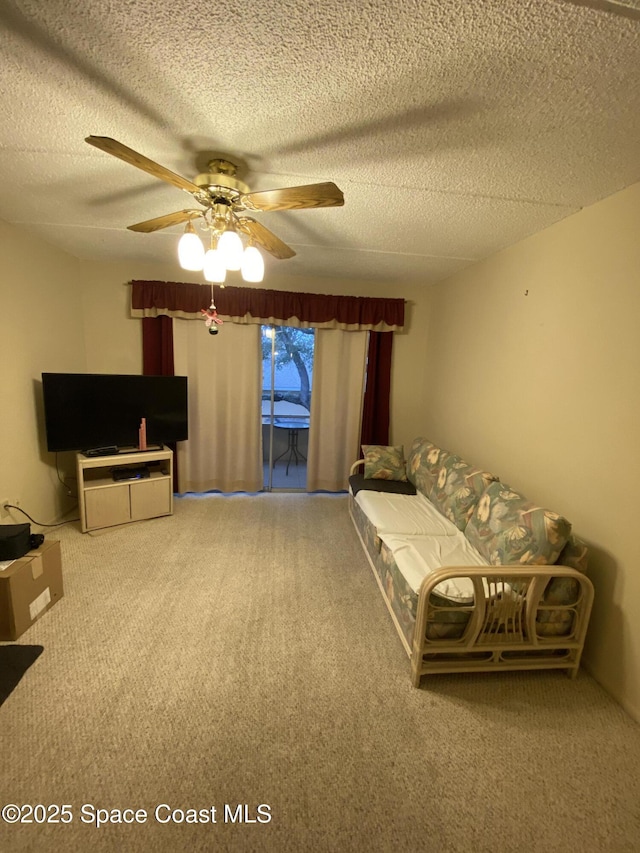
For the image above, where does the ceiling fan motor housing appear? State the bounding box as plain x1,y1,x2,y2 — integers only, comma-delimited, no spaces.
194,158,250,200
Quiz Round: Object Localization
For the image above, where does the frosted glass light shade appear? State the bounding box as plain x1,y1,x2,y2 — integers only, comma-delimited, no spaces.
241,245,264,282
203,248,227,283
218,229,244,270
178,226,205,270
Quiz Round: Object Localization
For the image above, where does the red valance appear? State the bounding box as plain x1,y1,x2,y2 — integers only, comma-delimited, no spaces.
130,280,404,332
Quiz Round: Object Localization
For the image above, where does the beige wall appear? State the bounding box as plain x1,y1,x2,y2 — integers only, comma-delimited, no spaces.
0,221,86,526
422,181,640,721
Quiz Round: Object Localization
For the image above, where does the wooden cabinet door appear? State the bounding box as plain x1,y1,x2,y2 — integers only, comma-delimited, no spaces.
129,478,172,521
85,485,131,530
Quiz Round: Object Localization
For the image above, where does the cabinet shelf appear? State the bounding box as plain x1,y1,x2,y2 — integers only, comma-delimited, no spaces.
76,447,173,532
82,469,171,490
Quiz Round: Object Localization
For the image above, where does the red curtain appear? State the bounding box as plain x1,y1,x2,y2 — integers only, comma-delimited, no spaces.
360,332,393,447
142,316,178,486
142,316,174,375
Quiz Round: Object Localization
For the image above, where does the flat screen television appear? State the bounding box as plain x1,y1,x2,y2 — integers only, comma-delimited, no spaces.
42,373,188,453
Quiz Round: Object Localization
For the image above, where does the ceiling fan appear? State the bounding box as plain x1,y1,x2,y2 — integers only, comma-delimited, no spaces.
85,136,345,262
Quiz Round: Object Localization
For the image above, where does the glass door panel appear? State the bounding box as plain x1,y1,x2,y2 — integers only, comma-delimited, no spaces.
261,325,314,490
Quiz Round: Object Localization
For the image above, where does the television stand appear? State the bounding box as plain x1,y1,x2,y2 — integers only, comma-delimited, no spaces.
76,446,173,532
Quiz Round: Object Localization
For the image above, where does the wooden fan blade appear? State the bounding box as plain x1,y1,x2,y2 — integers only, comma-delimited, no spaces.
240,181,344,212
239,218,296,259
85,136,200,194
127,209,203,233
560,0,640,21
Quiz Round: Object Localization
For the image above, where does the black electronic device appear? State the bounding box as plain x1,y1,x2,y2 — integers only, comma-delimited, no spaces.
84,446,119,457
112,466,151,482
0,524,32,560
41,373,189,453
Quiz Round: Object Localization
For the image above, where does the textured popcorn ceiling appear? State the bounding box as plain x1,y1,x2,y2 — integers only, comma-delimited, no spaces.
0,0,639,285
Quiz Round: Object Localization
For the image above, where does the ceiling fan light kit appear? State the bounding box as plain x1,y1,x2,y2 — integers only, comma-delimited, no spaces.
178,214,264,282
85,135,344,287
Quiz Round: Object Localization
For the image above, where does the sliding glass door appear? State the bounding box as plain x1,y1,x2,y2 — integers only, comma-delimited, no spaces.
262,325,314,491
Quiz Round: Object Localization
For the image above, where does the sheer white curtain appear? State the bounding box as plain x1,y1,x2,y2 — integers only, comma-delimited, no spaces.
306,328,368,492
173,319,263,493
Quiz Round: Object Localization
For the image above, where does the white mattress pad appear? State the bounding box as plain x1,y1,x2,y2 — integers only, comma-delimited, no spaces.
379,532,488,601
354,490,459,536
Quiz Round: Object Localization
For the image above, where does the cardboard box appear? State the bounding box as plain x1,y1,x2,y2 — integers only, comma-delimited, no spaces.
0,539,63,640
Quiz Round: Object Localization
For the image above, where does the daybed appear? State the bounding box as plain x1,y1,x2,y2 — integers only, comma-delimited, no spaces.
349,439,594,687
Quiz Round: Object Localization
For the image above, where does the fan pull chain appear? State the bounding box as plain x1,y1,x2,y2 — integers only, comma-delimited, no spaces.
200,284,224,335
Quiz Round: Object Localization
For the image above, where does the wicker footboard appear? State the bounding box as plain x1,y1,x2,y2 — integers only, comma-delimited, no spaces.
349,496,594,687
410,565,594,687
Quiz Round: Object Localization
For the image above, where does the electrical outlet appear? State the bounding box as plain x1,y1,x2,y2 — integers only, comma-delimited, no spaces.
1,498,16,519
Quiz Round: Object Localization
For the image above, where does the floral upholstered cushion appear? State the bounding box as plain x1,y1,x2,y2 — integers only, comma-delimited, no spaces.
465,481,571,566
429,455,499,531
537,534,590,629
406,438,450,497
557,534,589,574
362,445,408,481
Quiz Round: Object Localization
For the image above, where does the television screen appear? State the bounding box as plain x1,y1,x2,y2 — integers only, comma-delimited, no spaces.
42,373,188,452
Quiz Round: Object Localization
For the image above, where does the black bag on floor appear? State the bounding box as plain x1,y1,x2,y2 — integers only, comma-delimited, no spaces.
0,524,32,560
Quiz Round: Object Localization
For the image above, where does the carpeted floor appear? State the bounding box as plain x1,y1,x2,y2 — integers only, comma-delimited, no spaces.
1,493,639,852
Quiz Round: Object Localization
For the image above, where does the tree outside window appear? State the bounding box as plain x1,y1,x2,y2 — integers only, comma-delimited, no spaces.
262,326,314,410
